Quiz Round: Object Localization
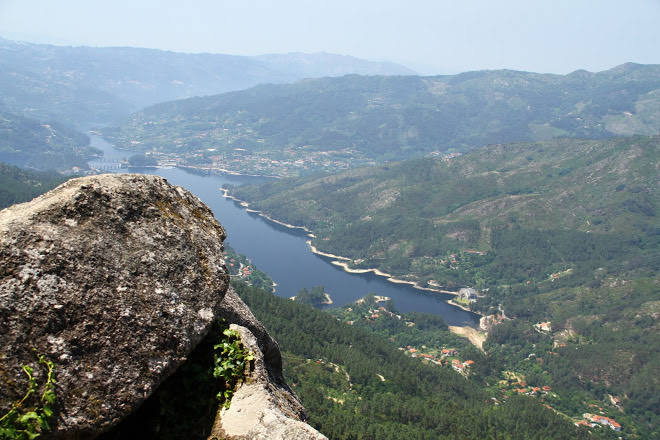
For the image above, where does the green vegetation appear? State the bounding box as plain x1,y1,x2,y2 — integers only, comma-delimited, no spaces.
477,277,660,438
224,244,275,292
233,280,589,439
330,293,476,357
0,353,56,440
230,136,658,289
0,112,95,172
228,135,659,438
213,328,254,407
328,293,654,438
0,162,72,210
293,286,331,308
127,154,157,166
105,64,660,176
100,320,252,440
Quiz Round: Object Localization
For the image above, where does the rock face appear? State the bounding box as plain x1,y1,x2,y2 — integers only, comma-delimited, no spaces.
213,288,327,440
0,175,229,438
0,173,324,439
0,174,229,438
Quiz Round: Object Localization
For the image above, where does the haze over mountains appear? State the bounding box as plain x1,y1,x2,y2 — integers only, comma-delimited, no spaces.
0,37,415,126
0,35,658,438
105,63,660,176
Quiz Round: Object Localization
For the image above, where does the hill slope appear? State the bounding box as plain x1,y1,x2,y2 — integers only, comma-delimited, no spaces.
104,64,660,175
0,37,414,126
0,111,95,171
228,135,659,437
0,161,72,209
230,135,658,286
233,281,589,440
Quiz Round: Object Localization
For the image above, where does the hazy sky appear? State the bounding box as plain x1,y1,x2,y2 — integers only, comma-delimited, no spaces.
1,0,658,75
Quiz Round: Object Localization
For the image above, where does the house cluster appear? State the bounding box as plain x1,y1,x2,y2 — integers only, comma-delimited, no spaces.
403,347,439,365
579,413,621,432
480,313,508,331
534,321,552,332
401,346,475,374
206,144,359,177
430,151,462,162
513,385,552,396
365,306,401,322
548,268,573,281
451,358,474,373
227,258,252,278
458,287,478,302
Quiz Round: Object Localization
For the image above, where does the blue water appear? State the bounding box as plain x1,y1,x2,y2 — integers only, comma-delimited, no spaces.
89,135,480,327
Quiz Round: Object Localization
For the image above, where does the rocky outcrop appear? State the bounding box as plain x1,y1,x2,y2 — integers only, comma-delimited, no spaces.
213,289,327,440
0,174,324,439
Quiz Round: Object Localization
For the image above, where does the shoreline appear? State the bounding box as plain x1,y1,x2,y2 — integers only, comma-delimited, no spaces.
221,188,483,325
289,293,333,305
447,299,472,313
178,165,280,179
221,189,316,235
448,326,486,352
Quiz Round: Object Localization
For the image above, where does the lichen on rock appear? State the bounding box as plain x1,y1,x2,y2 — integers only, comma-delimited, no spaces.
0,174,229,438
0,173,325,440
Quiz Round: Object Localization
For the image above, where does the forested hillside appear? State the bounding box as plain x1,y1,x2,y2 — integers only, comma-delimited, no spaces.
229,136,658,287
0,111,95,171
233,280,590,440
228,135,659,438
0,161,72,209
104,63,660,176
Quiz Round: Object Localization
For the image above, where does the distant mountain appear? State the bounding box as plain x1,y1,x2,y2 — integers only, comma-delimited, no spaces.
0,110,96,172
254,52,416,77
104,64,660,176
0,37,415,126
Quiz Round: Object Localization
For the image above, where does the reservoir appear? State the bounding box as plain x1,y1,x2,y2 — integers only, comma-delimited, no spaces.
89,135,480,327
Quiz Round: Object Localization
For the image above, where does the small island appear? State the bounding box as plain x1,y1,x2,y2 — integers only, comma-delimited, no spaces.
291,286,333,309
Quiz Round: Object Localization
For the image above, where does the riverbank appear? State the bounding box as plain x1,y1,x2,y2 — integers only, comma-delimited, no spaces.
89,134,481,327
221,187,483,326
447,299,472,313
448,326,487,352
221,189,315,235
289,293,333,305
179,165,279,179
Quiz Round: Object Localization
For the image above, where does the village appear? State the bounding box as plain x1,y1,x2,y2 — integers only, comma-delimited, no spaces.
400,345,475,375
225,242,629,436
124,137,366,177
224,247,276,293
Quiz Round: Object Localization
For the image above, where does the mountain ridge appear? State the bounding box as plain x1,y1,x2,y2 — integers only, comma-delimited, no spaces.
104,63,660,176
0,37,414,126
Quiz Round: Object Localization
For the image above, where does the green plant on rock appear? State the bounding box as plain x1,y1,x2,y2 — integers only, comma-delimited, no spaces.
0,352,56,440
213,328,254,408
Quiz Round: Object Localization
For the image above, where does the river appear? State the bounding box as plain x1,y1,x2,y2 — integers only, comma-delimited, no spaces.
88,135,480,327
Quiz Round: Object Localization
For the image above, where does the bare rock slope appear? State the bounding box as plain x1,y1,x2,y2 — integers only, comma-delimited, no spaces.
0,174,324,439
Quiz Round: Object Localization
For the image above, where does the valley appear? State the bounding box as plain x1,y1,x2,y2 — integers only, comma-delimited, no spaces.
103,64,660,176
0,35,658,438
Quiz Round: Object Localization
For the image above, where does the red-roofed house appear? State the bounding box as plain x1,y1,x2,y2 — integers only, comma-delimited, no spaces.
589,415,621,432
452,359,466,372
